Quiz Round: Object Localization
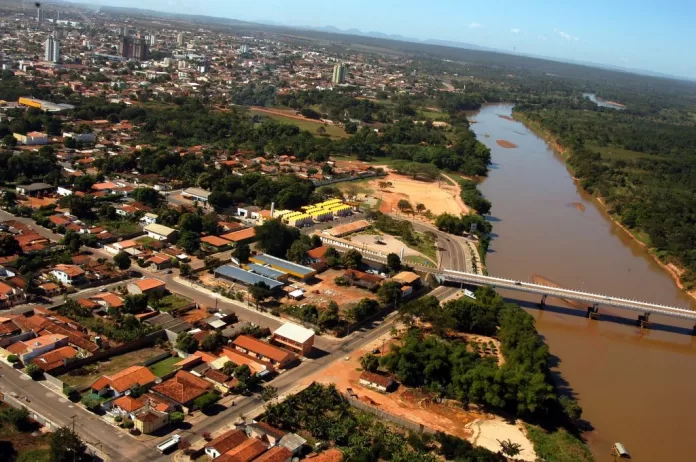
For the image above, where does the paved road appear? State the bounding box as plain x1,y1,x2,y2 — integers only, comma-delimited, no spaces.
0,363,163,461
0,209,63,242
402,217,471,272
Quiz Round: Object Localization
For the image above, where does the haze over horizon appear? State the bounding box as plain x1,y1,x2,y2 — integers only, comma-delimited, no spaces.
72,0,696,80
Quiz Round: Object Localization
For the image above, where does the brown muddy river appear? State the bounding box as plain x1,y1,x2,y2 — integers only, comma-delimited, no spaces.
470,104,696,462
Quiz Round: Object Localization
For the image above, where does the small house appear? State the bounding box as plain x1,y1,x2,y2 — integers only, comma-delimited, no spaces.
359,371,395,393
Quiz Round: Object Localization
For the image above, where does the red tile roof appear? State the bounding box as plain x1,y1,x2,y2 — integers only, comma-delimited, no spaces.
112,395,146,413
233,336,294,364
201,235,232,247
131,278,166,291
91,366,157,394
219,438,267,462
207,429,248,455
221,228,255,242
151,370,212,405
253,446,292,462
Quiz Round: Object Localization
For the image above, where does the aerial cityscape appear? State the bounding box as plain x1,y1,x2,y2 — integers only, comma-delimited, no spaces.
0,1,694,462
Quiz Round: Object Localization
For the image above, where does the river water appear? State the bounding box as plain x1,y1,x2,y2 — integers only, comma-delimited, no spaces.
469,104,696,462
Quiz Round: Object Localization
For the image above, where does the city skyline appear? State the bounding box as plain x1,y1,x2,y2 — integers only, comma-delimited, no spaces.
70,0,696,80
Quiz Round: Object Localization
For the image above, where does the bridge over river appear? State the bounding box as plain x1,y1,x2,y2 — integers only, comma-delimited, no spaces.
439,270,696,325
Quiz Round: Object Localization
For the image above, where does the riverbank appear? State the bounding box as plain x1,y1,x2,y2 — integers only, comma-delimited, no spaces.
513,109,696,304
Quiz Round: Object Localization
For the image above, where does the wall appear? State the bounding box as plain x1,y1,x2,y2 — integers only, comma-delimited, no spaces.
343,394,435,435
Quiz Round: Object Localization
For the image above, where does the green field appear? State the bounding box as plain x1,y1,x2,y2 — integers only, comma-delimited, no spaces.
590,144,666,162
156,293,194,313
249,108,348,139
148,356,181,377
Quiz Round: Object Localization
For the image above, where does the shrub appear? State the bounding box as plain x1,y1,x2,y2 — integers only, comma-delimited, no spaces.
7,354,19,363
169,411,185,424
123,419,134,429
63,386,75,397
114,415,123,423
25,363,43,380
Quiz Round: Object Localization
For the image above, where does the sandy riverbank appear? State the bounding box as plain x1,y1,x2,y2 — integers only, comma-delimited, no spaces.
496,139,518,148
515,112,696,303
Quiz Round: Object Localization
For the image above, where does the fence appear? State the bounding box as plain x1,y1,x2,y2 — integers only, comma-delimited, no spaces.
343,394,436,435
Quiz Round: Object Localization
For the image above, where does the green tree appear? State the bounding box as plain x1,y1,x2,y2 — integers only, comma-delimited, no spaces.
194,391,220,410
340,249,362,269
498,439,522,458
25,363,43,380
200,331,224,352
377,281,402,308
177,231,201,254
249,282,272,308
286,239,311,263
397,199,412,213
50,426,90,462
123,294,149,315
202,212,221,235
113,251,131,270
233,242,251,263
386,253,401,272
81,393,101,411
175,331,198,353
559,395,583,424
0,234,21,256
360,353,379,372
180,263,193,278
169,411,185,424
131,187,160,207
260,385,278,402
416,203,426,214
318,301,340,329
178,213,203,233
61,230,82,253
0,406,30,430
7,354,19,363
254,219,300,257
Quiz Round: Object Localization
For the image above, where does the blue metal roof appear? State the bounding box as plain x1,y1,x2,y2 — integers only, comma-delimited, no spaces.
214,265,285,290
247,263,286,280
251,254,315,277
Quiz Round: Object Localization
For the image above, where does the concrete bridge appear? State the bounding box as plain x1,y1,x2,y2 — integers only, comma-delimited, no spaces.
440,269,696,325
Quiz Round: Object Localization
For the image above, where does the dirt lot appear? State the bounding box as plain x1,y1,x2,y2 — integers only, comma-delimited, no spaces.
280,269,377,310
369,171,469,217
58,345,167,388
349,233,427,260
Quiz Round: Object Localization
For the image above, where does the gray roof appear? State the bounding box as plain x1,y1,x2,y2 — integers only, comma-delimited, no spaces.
247,263,286,280
183,187,211,199
279,433,307,452
251,254,315,277
214,265,285,290
18,182,54,191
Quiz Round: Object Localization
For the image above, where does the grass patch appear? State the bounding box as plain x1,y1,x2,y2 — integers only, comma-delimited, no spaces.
156,293,194,313
0,403,52,460
249,108,348,139
589,144,666,162
397,231,438,263
525,424,594,462
58,345,166,388
418,109,448,120
404,255,436,267
16,448,51,462
135,235,160,247
98,220,142,236
148,356,180,377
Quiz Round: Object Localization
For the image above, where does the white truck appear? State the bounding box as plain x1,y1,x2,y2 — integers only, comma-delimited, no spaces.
156,434,181,454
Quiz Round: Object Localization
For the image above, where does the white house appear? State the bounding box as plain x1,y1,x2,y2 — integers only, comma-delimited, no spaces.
49,264,85,285
13,131,48,145
63,132,96,143
140,213,158,226
144,223,177,242
56,186,74,196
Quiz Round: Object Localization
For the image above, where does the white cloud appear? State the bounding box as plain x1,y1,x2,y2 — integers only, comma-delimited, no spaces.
468,22,483,29
510,28,520,34
554,28,579,41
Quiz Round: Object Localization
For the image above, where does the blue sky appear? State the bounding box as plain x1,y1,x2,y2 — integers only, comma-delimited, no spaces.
76,0,696,79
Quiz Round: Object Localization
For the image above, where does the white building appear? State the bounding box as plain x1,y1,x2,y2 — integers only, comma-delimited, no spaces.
144,223,177,241
44,36,60,63
63,132,96,143
13,132,48,145
50,264,85,285
56,186,73,196
140,213,158,226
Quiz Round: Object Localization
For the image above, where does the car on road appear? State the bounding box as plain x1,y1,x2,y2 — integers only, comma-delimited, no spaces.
166,269,173,274
99,287,107,292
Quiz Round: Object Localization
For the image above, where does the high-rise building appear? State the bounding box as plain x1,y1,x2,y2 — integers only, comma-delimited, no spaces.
36,7,44,25
177,32,185,46
44,36,60,63
148,34,157,46
332,63,346,84
239,44,249,53
119,36,149,61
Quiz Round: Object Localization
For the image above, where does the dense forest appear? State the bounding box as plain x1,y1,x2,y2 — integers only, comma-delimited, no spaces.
516,89,696,287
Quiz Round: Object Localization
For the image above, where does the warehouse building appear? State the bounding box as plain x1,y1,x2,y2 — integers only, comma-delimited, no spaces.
214,265,285,290
249,254,316,281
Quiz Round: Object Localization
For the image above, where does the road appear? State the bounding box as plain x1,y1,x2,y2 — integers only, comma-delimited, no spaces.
0,363,163,461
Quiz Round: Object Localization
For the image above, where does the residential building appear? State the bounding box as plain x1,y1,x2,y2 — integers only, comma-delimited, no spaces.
181,187,211,204
151,370,213,412
205,429,248,459
211,347,273,376
220,227,256,246
127,278,166,296
249,254,316,281
232,335,296,369
332,63,346,84
359,371,396,392
135,409,169,435
13,131,49,145
140,213,158,226
44,36,60,63
6,334,69,362
246,422,286,446
144,223,177,241
16,182,54,196
177,32,185,46
31,345,78,372
272,322,315,356
392,271,421,287
91,365,158,397
0,281,26,308
254,446,292,462
219,438,266,462
50,264,86,286
201,235,232,252
343,269,383,290
0,317,21,341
